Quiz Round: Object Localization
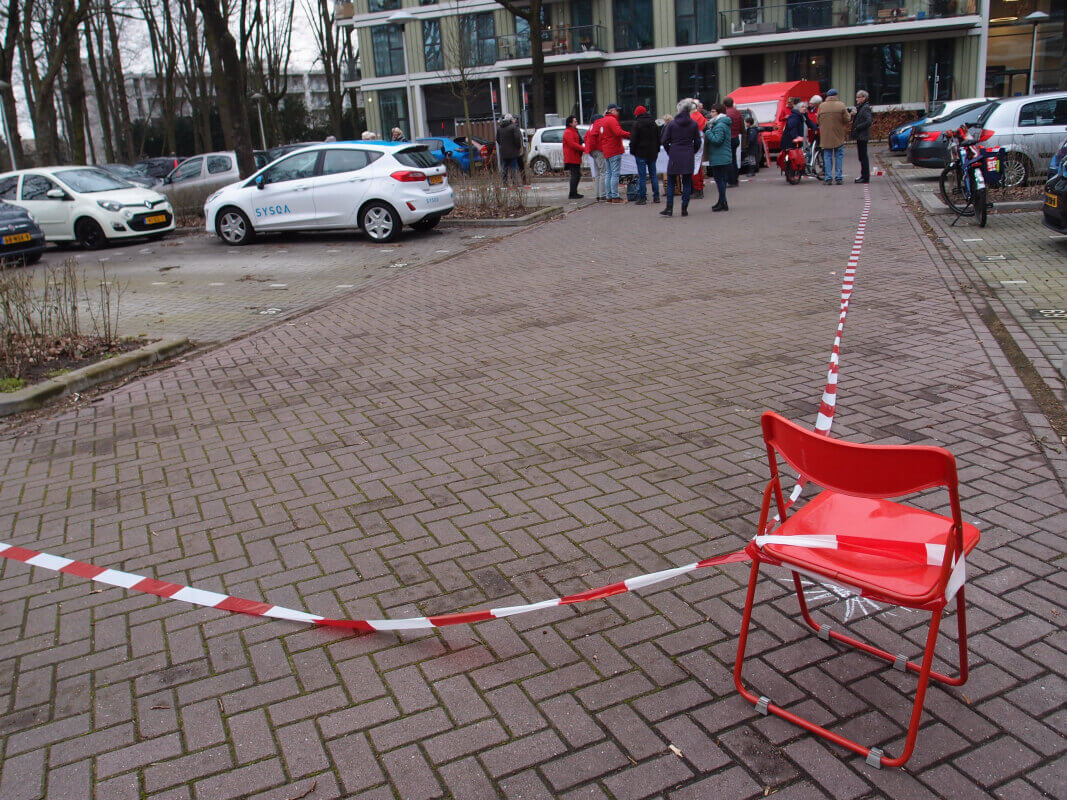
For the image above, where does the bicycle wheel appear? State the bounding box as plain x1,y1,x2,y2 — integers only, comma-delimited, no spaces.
939,165,974,216
974,187,987,227
785,166,802,185
811,149,825,180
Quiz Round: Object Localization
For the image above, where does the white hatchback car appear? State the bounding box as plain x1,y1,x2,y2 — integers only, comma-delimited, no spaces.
526,125,591,174
204,142,453,245
0,166,175,249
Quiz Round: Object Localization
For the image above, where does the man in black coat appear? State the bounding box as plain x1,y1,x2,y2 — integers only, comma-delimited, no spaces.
629,105,660,204
852,90,873,183
496,114,524,186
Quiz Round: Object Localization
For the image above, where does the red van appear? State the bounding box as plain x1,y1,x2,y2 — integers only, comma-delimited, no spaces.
726,80,822,154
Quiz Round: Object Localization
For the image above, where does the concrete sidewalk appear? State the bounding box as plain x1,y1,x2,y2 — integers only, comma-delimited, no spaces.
0,168,1063,800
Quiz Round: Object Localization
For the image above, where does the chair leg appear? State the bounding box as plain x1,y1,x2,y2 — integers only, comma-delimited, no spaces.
734,559,763,704
880,607,944,768
793,573,969,687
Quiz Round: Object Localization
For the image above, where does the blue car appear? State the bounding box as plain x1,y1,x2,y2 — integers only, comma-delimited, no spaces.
888,99,994,153
889,118,930,152
415,137,483,172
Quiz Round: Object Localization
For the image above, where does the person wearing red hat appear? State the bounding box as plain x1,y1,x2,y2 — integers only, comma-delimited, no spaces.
689,101,707,198
628,105,660,204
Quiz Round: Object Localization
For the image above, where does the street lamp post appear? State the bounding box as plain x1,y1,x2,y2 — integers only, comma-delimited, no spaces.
388,10,416,139
251,92,267,150
1026,11,1050,95
0,79,16,171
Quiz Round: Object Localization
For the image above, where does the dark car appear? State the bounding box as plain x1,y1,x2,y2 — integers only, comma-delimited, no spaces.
102,163,158,188
1043,161,1067,234
266,142,320,163
1047,135,1067,180
906,100,994,169
136,156,183,181
0,200,46,266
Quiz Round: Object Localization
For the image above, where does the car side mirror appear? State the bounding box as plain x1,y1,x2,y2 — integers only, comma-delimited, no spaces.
161,176,172,185
255,175,266,190
46,188,67,200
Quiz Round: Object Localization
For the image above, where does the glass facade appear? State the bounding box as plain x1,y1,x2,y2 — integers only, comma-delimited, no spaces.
460,12,496,67
613,0,654,51
615,65,655,121
379,88,409,138
680,59,719,105
369,0,400,11
572,0,593,28
423,19,442,71
787,49,832,93
855,43,902,105
576,69,597,123
371,25,405,77
927,40,954,102
676,0,717,45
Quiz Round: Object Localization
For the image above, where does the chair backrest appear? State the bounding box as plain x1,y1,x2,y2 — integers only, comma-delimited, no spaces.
761,411,959,501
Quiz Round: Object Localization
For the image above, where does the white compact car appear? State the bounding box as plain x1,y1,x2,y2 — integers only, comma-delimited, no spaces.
0,166,175,249
526,125,591,174
203,142,454,245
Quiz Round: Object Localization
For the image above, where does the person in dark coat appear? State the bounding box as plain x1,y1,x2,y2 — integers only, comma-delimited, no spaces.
780,103,815,155
496,114,524,186
723,97,743,187
741,115,761,176
562,115,584,199
628,105,660,204
659,100,703,217
852,89,873,183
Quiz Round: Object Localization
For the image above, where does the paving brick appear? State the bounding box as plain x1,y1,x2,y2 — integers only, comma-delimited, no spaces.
325,732,386,794
192,758,285,800
380,744,445,800
602,752,694,800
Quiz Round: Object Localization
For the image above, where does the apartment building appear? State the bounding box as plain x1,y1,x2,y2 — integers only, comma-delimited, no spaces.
336,0,988,139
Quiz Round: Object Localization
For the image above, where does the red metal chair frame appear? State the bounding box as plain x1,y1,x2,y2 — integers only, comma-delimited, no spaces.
733,411,979,769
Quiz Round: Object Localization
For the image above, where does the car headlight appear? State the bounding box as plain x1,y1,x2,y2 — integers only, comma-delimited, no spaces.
205,190,221,205
97,200,123,212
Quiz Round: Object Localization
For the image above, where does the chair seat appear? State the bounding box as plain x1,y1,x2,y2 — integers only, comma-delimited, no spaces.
758,491,980,605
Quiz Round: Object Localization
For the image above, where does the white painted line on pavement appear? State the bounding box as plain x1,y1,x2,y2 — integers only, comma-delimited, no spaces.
1000,280,1027,285
962,238,983,242
336,284,355,288
270,284,288,288
209,282,224,286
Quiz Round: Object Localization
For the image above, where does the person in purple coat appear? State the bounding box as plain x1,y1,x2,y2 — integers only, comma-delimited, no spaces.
659,99,703,218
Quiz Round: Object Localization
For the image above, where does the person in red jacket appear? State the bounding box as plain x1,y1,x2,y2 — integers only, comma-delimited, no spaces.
690,101,707,198
599,103,630,203
562,115,584,199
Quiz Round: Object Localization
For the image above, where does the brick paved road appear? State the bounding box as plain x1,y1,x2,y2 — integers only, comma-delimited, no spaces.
1,169,1064,799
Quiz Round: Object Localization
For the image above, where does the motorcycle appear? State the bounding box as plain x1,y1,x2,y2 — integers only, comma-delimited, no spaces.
939,126,1004,228
777,137,807,185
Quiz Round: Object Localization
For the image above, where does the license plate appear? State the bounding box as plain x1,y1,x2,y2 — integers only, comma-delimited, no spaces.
1046,193,1059,208
428,175,443,185
2,232,31,245
986,157,999,172
144,214,167,225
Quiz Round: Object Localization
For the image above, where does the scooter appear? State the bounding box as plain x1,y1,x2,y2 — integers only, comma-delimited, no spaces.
777,137,807,185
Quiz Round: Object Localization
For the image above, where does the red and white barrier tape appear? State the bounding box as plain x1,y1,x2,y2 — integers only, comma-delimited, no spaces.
0,191,875,632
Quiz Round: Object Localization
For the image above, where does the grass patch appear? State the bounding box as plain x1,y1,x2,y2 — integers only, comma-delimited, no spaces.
0,376,26,393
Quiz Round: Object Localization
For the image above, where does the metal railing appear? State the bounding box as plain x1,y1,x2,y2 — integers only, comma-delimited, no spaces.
496,24,606,61
342,58,361,83
612,21,654,51
719,0,972,38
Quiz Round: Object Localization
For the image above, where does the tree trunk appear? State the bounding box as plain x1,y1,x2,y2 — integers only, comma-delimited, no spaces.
84,17,115,163
528,13,545,128
197,0,257,177
0,0,26,168
63,24,87,164
102,0,135,161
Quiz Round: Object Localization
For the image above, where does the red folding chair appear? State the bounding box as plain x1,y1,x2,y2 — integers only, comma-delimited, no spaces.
734,411,980,768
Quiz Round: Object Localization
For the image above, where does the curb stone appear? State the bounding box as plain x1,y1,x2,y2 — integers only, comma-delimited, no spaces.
442,205,564,227
0,337,191,417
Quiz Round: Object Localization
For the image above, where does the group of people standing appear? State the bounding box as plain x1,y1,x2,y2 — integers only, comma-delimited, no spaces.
780,89,873,184
562,97,748,217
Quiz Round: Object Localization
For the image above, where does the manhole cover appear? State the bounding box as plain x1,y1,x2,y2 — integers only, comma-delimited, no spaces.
1026,309,1067,321
255,307,285,316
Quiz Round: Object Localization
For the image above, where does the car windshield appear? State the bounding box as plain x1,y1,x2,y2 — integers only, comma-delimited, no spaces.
973,102,999,127
57,168,132,193
928,101,945,118
394,147,440,168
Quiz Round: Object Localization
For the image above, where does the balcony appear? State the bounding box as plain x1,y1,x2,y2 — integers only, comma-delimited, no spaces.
343,58,362,83
496,24,606,62
719,0,975,39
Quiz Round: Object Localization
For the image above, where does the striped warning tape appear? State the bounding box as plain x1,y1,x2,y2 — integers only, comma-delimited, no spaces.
0,190,873,632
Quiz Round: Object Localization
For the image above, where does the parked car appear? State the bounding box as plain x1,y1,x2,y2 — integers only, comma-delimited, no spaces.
888,98,994,152
204,142,453,246
161,150,270,199
0,166,174,250
1042,159,1067,235
455,135,495,167
135,156,183,183
267,142,320,163
1047,135,1067,179
906,100,995,169
0,198,46,265
414,137,482,173
102,163,158,188
526,125,591,175
970,92,1067,187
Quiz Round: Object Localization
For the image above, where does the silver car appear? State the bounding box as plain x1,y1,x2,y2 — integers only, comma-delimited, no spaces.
971,92,1067,187
160,151,269,198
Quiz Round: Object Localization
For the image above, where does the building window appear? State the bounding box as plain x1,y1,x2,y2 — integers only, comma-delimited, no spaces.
613,0,653,51
787,49,831,94
927,40,953,102
419,0,436,5
369,0,400,11
519,75,557,127
379,88,409,139
856,43,902,105
614,65,655,121
423,19,442,71
740,52,764,85
787,0,831,30
371,25,405,77
459,12,496,67
572,0,593,28
576,68,597,123
739,0,761,24
680,59,718,106
677,0,717,46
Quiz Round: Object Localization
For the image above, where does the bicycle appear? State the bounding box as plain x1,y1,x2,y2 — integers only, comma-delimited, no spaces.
939,127,1004,228
805,140,825,181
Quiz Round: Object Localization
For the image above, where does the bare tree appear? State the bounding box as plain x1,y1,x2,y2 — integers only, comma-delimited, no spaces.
492,0,546,128
137,0,182,154
249,0,296,145
197,0,259,176
176,0,215,153
439,5,480,149
301,0,344,135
